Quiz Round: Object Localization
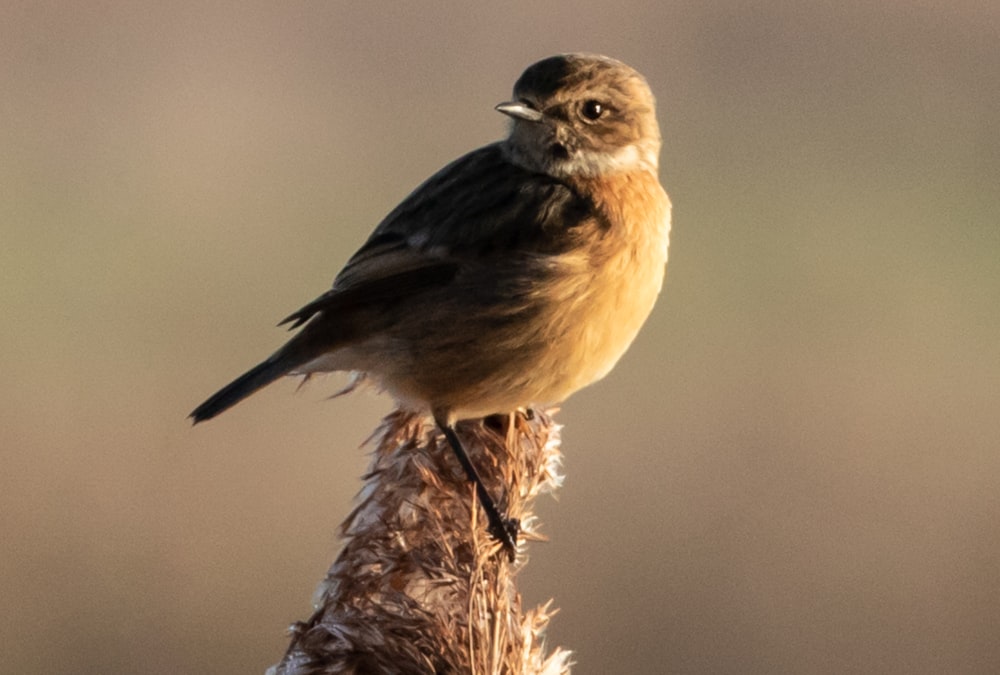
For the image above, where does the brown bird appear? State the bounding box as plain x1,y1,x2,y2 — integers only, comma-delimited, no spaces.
191,53,671,557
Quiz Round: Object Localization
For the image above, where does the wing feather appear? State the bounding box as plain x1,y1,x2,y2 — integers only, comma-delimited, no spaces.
279,143,598,330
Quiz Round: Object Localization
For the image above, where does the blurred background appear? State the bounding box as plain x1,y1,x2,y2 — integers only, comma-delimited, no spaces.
2,1,998,673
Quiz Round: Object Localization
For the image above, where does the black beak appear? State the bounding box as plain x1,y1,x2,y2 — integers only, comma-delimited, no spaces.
495,101,544,123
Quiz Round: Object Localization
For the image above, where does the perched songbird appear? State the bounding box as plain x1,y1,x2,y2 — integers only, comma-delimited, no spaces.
191,53,671,556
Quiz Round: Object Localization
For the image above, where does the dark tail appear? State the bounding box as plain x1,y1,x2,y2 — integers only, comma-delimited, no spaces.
190,357,289,424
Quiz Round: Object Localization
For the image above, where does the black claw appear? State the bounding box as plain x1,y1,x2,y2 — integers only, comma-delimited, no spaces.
489,518,520,562
438,422,519,561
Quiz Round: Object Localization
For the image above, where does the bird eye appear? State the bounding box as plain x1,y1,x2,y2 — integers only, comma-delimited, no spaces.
581,100,605,121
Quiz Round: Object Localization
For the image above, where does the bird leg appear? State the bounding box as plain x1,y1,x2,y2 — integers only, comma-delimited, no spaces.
438,422,519,560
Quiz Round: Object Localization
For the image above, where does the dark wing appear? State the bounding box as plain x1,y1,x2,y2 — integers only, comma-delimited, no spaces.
281,142,598,329
357,142,600,255
279,251,458,329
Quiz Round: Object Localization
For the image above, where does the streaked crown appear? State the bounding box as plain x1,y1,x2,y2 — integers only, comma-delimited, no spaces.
497,54,661,179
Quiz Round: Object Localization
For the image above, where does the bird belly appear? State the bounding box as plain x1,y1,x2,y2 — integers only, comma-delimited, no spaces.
294,216,668,422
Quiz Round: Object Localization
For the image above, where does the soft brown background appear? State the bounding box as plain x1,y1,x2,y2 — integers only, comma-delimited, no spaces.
3,1,999,673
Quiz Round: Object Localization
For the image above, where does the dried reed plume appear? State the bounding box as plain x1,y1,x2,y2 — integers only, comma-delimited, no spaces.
268,409,572,675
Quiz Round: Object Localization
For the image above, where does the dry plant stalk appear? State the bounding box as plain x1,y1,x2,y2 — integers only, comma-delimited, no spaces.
269,409,572,675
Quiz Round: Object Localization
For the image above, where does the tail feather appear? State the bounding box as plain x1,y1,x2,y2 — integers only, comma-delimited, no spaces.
190,357,289,423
